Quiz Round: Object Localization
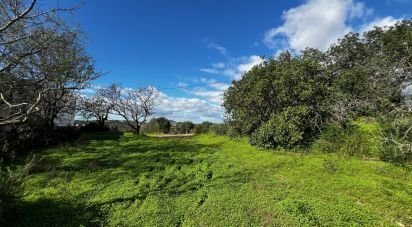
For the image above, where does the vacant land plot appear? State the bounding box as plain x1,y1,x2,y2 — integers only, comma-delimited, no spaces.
6,133,412,226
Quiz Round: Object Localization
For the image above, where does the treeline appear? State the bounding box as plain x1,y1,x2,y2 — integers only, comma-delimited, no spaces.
223,20,412,165
141,117,228,136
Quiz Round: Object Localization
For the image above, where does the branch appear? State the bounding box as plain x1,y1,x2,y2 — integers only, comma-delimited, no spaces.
0,0,37,33
0,88,48,125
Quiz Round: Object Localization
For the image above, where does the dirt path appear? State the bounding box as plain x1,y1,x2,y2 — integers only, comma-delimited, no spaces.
151,134,195,138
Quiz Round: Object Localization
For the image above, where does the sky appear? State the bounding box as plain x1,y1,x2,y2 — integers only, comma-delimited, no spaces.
47,0,412,123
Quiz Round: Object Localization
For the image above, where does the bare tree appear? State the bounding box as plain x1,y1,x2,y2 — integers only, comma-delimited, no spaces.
0,0,76,126
79,88,114,127
33,31,101,128
109,84,156,134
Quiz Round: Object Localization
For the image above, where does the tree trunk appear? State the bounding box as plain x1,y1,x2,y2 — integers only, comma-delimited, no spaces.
98,118,105,127
135,125,140,134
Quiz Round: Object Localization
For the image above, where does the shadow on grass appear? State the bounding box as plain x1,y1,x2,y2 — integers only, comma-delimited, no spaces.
52,134,223,176
3,198,104,227
10,131,227,225
78,130,123,142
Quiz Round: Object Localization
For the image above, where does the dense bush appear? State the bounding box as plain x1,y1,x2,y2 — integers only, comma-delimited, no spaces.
1,121,80,161
141,117,171,134
224,50,332,149
250,106,312,148
175,121,194,134
79,122,110,133
312,118,381,157
194,122,213,134
0,157,36,223
380,115,412,165
223,21,412,151
209,124,228,136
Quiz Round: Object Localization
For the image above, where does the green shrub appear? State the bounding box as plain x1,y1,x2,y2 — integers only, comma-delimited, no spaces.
311,123,346,153
250,106,311,149
209,124,228,136
175,121,194,134
141,117,171,134
380,116,412,166
194,122,213,134
0,156,36,223
1,122,80,161
312,118,381,157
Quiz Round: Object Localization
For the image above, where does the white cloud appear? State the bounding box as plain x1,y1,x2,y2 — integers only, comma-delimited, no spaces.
208,82,230,91
208,42,229,56
78,85,225,123
264,0,367,51
360,16,401,33
191,90,224,104
223,55,264,80
154,89,224,123
264,0,405,52
200,68,220,74
176,78,230,105
212,62,225,68
200,55,264,80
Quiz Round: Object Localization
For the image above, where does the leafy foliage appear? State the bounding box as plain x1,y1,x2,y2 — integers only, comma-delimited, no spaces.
312,118,382,157
0,156,36,224
380,108,412,165
224,21,412,149
194,121,213,134
142,117,171,134
224,50,332,148
250,106,312,148
209,124,229,136
175,121,194,134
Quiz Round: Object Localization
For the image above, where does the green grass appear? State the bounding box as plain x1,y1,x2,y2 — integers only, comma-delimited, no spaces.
6,132,412,226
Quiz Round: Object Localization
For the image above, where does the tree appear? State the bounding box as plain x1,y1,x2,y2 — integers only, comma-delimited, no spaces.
110,84,156,134
176,121,194,134
224,51,332,148
34,31,100,129
194,121,213,134
328,21,412,118
79,88,113,127
0,0,76,126
224,21,412,149
155,117,171,134
142,117,171,134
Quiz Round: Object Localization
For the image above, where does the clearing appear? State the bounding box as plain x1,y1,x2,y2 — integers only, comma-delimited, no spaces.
7,132,412,226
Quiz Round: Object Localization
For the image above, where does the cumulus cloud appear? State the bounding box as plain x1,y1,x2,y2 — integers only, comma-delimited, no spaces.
227,55,264,80
200,55,264,80
190,79,229,104
77,85,225,123
264,0,366,51
154,89,224,123
360,16,401,33
263,0,403,52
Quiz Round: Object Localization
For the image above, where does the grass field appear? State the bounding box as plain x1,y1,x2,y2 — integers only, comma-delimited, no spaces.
7,132,412,226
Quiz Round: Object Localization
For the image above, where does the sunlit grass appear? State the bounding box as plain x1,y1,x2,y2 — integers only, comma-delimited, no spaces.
7,132,412,226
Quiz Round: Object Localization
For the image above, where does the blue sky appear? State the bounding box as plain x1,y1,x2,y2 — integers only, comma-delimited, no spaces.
52,0,411,122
